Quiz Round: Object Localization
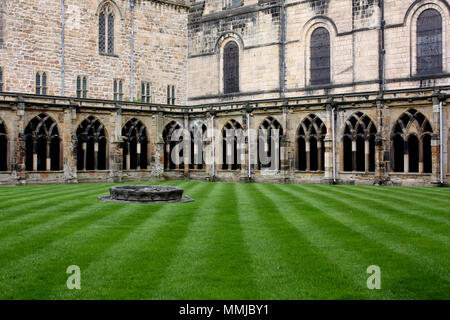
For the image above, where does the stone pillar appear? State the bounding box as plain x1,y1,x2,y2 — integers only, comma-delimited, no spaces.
63,105,77,183
125,143,130,170
324,104,334,182
46,140,51,171
352,140,357,172
306,140,311,171
152,112,165,176
431,95,441,185
404,139,409,173
183,113,189,176
32,141,37,171
364,139,370,173
136,142,141,169
375,98,387,185
109,106,123,182
240,111,249,180
82,142,87,170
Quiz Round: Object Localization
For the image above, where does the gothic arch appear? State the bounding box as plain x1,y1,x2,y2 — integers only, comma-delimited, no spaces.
122,118,148,170
296,114,327,171
163,120,184,170
391,109,433,173
76,116,108,171
189,121,208,169
24,113,61,171
342,112,377,173
222,119,243,170
257,117,283,171
95,0,123,19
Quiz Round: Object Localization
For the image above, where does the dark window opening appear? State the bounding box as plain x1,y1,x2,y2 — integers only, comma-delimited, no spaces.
122,118,148,170
408,135,419,173
76,116,108,171
141,82,151,103
297,114,327,171
222,120,242,171
223,41,239,94
258,117,283,171
163,121,183,170
417,9,442,75
167,85,175,105
423,134,432,174
310,27,331,86
355,136,365,172
393,135,404,173
0,120,7,171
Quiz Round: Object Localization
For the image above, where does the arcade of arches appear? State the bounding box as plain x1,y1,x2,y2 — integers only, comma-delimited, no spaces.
0,90,447,187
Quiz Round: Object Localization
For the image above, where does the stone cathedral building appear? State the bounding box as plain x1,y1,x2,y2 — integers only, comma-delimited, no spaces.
0,0,449,186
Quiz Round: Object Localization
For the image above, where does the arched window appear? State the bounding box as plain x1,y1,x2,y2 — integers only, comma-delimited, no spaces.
24,113,60,171
297,114,327,171
222,119,243,171
189,122,207,170
417,9,442,75
99,5,114,55
77,76,87,98
310,27,330,86
122,118,148,170
343,112,377,173
223,41,239,94
258,117,283,171
392,109,433,174
0,118,7,171
163,121,183,170
76,116,108,171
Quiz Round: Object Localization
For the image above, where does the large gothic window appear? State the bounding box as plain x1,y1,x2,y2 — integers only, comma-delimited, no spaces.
0,118,7,171
24,114,60,171
343,112,377,173
417,9,442,75
122,118,148,170
223,41,239,94
258,117,283,171
163,121,183,170
99,5,115,55
297,114,327,171
222,120,243,171
392,109,433,174
310,27,331,86
76,116,108,171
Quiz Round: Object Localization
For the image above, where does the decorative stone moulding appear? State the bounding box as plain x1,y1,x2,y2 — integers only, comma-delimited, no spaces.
99,185,194,203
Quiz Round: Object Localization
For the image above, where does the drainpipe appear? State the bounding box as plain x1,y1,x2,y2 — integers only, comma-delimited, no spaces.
211,115,215,178
61,0,65,96
247,112,251,179
130,0,135,102
279,0,286,98
440,100,444,184
332,107,336,183
379,0,386,93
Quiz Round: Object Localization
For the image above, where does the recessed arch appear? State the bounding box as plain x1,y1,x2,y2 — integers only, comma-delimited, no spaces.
296,114,327,171
342,112,377,173
76,116,108,171
257,117,283,171
222,119,243,171
24,113,61,171
122,118,148,170
0,117,8,171
163,120,184,170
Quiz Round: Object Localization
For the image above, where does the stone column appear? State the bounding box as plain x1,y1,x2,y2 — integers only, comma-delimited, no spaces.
364,139,370,173
46,140,51,171
32,140,37,171
183,113,190,176
63,105,77,183
375,98,387,185
305,140,311,171
82,142,87,170
431,95,441,185
323,104,334,183
240,111,249,180
109,106,123,182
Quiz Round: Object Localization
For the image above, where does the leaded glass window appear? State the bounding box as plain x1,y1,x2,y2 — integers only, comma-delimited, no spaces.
36,72,41,95
417,9,442,76
99,6,114,55
310,27,331,86
107,13,114,55
99,12,106,53
223,41,239,94
141,81,151,103
167,85,175,105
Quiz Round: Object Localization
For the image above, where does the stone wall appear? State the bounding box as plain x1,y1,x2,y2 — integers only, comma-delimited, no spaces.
0,0,188,104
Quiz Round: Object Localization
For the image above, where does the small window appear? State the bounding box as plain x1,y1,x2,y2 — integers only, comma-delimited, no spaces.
141,82,151,103
223,0,242,9
77,76,88,98
36,72,47,95
99,5,115,55
0,67,3,92
114,79,123,101
417,9,443,76
167,85,175,105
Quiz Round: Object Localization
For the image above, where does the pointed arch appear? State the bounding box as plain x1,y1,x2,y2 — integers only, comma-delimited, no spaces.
190,121,208,170
391,109,433,173
258,117,283,171
342,112,377,173
222,119,243,170
24,113,61,171
296,114,327,171
163,121,184,170
122,118,148,170
76,116,108,171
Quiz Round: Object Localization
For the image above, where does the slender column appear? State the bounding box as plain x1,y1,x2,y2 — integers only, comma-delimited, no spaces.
136,142,141,169
419,138,424,174
318,140,323,171
305,140,311,171
82,142,87,170
352,139,357,172
46,140,51,171
33,140,37,171
126,143,130,170
183,114,189,174
324,105,334,182
404,139,408,173
431,95,441,184
365,139,370,173
94,142,98,170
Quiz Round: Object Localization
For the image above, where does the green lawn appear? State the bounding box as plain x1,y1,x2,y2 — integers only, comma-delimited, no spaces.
0,181,448,300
